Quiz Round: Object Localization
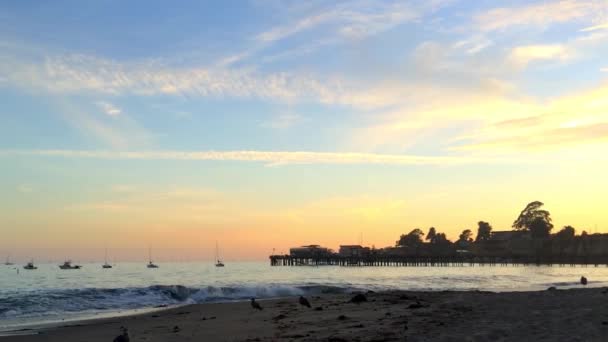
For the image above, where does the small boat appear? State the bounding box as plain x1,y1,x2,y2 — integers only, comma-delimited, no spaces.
59,260,82,270
4,254,14,266
215,242,225,267
23,261,37,270
147,248,159,268
102,248,112,269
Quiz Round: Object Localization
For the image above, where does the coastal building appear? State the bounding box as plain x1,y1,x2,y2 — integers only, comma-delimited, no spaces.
289,245,333,258
482,230,533,256
338,245,370,257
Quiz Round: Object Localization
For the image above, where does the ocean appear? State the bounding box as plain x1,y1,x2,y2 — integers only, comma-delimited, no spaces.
1,262,607,330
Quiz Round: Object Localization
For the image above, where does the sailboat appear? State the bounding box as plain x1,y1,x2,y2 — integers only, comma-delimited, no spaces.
4,254,14,266
147,248,159,268
23,260,37,270
102,248,112,269
215,242,225,267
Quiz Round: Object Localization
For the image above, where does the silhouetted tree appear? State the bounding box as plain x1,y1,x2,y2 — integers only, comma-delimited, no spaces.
475,221,493,242
459,229,473,242
456,229,474,249
426,227,437,242
430,232,453,253
554,226,576,255
513,201,553,239
396,229,424,247
555,226,576,239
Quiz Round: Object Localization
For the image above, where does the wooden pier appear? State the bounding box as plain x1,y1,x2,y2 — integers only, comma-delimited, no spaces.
269,254,608,267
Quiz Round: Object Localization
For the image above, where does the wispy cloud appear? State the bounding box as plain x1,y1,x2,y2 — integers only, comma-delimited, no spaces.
453,36,494,55
508,44,574,67
96,101,121,116
254,1,433,43
1,53,361,107
221,0,449,67
473,0,606,32
601,67,608,72
451,84,608,153
55,99,152,149
0,149,519,166
581,22,608,32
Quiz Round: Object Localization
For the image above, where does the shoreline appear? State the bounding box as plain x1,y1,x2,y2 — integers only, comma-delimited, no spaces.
1,288,607,341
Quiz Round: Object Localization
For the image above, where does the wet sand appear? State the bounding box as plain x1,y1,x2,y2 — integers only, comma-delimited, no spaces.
2,288,607,341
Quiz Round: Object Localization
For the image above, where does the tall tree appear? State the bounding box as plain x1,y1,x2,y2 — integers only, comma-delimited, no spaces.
554,225,576,254
426,227,437,242
458,229,473,243
554,225,576,240
513,201,553,239
396,228,425,247
475,221,492,242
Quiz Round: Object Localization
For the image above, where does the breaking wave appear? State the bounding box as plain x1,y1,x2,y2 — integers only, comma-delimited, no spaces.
0,284,353,320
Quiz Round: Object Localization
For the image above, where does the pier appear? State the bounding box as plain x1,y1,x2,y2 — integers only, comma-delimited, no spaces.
269,254,608,267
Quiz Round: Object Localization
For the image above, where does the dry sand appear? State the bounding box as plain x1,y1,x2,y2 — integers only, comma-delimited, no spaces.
2,288,608,341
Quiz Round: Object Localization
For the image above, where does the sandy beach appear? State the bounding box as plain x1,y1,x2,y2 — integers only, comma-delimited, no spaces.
1,288,607,341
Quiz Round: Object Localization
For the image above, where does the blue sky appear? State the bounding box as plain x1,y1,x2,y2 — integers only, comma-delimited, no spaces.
1,0,608,260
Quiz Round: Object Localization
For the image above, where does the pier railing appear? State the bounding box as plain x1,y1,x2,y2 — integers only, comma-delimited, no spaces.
269,254,608,267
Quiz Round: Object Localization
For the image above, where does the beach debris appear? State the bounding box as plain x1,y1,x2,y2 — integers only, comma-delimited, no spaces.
314,306,323,311
299,295,312,308
338,314,348,320
113,326,130,342
547,286,557,291
251,298,263,311
350,293,367,304
172,325,180,333
602,288,608,294
273,314,287,321
580,276,588,285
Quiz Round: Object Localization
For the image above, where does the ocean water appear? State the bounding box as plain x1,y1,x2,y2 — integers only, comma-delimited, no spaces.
1,262,607,329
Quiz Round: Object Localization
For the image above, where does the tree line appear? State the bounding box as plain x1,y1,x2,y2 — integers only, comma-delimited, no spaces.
395,201,590,250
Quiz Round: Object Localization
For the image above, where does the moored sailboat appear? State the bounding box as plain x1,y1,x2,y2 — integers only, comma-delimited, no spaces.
4,254,14,266
147,248,159,268
102,248,112,269
215,242,225,267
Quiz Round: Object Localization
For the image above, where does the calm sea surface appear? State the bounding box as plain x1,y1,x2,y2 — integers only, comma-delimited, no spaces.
1,262,607,329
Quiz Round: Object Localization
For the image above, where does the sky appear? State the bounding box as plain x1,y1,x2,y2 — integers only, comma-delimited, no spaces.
1,0,608,262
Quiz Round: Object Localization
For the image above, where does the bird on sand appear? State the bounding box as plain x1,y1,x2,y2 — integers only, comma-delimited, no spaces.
113,326,129,342
580,276,588,285
251,298,263,310
299,296,312,308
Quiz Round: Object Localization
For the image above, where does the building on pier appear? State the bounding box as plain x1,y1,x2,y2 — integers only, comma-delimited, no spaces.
289,245,333,258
